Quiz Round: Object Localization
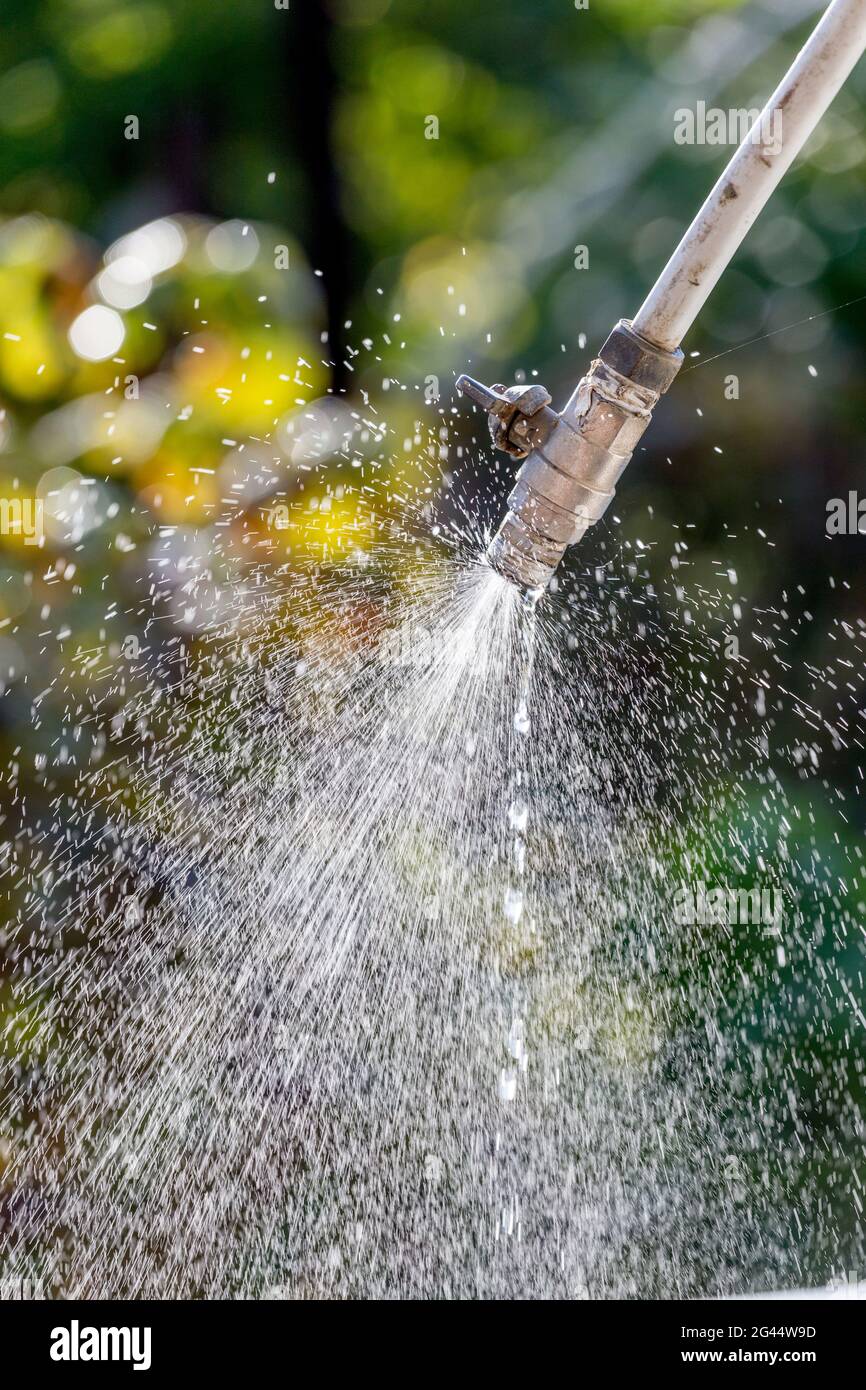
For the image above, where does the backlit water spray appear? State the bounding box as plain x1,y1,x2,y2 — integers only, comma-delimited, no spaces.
5,514,865,1298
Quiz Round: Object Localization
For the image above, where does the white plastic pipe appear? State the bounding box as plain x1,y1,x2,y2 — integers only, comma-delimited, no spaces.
633,0,866,352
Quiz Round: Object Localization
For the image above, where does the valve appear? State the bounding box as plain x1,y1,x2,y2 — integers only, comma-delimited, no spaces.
455,375,557,460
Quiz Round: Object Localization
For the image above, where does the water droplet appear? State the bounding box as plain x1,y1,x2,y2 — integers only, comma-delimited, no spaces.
504,886,523,925
499,1069,517,1103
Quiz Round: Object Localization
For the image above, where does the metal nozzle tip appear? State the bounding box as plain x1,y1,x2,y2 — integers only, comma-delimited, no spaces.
486,511,562,592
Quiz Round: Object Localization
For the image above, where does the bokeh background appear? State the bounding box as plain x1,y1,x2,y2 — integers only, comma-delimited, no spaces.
2,0,866,1292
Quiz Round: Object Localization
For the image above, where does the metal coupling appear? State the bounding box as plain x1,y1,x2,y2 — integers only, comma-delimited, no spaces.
458,320,683,590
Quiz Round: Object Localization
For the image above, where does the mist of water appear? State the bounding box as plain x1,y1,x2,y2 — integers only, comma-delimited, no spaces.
2,518,865,1299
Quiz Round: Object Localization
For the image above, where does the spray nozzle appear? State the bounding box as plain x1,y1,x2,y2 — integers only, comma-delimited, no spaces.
458,322,683,592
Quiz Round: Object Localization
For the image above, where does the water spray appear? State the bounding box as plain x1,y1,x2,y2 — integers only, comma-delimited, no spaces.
458,0,866,590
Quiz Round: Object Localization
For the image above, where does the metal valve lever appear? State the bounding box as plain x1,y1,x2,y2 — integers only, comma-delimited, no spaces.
455,375,557,460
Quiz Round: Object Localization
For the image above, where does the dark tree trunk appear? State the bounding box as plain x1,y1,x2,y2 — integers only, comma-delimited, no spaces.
283,0,352,395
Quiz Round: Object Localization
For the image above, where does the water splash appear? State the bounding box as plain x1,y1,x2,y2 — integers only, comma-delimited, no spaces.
2,530,865,1299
